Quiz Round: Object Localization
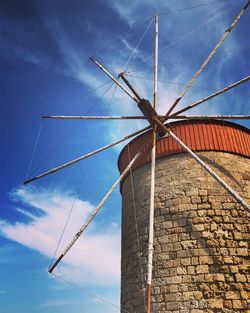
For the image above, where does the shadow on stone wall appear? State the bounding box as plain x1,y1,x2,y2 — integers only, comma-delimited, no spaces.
198,154,243,190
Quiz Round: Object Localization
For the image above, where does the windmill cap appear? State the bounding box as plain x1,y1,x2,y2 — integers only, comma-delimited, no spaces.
118,119,250,176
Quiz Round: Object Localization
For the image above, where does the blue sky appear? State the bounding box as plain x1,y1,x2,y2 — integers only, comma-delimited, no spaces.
0,0,249,312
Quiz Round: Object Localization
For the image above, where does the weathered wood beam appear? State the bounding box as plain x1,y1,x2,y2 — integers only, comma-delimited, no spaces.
48,152,141,274
169,76,250,117
165,0,250,117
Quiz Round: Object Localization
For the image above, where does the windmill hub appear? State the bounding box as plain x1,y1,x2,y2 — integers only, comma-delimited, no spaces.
138,99,167,137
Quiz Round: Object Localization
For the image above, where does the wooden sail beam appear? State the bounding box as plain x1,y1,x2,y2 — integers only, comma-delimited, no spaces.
48,152,141,274
42,114,250,120
169,128,250,211
155,123,250,210
169,75,250,117
118,71,142,101
23,125,151,185
90,57,140,103
43,115,146,120
147,14,158,313
165,0,250,117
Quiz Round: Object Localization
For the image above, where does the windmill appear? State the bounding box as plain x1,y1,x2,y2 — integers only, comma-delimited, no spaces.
24,1,250,312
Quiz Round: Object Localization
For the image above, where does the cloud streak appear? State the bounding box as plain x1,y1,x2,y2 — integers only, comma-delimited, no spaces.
37,299,74,308
0,186,120,286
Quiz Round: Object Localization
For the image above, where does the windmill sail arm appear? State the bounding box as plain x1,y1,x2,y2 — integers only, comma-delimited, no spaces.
43,115,146,120
165,0,250,117
90,57,139,103
169,75,250,117
42,114,250,121
147,14,159,313
167,129,250,210
48,152,141,274
24,125,151,185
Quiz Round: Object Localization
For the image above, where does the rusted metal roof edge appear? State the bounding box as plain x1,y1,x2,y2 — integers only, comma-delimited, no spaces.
117,119,250,172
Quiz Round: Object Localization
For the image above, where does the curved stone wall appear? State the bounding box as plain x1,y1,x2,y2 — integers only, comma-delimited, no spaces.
120,151,250,313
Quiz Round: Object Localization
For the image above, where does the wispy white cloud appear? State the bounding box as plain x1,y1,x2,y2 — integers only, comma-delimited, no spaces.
1,186,120,286
37,299,74,308
16,207,38,220
102,0,167,27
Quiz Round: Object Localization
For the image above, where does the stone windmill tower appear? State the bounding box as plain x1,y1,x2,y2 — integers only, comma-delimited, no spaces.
24,1,250,313
118,119,250,312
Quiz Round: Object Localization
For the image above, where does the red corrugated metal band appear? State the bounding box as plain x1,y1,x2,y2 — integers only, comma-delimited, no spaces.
118,119,250,174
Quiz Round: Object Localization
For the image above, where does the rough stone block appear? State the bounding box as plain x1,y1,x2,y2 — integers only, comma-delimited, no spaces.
183,291,202,301
225,291,241,299
232,300,243,309
208,299,223,308
191,196,202,204
235,273,247,283
162,221,173,229
214,273,225,282
186,188,199,196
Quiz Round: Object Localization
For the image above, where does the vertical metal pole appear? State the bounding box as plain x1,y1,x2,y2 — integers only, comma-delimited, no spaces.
147,14,158,313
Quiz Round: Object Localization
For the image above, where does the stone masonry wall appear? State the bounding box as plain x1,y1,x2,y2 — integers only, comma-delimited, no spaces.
120,151,250,313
